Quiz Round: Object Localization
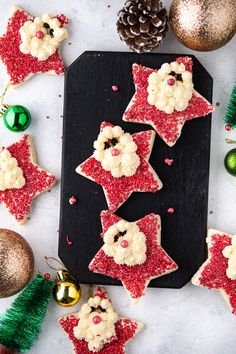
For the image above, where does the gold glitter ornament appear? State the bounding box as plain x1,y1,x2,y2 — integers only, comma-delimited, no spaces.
0,229,34,298
169,0,236,51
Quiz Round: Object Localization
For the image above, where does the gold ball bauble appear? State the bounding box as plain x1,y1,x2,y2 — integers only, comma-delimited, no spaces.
169,0,236,51
52,270,81,307
0,229,34,298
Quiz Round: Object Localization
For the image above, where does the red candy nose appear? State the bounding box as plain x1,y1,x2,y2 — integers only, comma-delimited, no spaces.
167,78,175,86
120,240,129,248
36,31,44,39
111,148,120,156
93,316,101,324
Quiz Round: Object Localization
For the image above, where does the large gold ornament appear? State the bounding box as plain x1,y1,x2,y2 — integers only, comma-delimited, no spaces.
169,0,236,51
0,229,34,298
52,269,81,307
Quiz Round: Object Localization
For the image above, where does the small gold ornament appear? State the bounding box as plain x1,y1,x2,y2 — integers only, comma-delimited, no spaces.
169,0,236,51
45,257,81,307
52,269,81,307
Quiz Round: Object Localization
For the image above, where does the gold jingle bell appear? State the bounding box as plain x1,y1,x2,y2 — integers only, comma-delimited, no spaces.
52,269,81,307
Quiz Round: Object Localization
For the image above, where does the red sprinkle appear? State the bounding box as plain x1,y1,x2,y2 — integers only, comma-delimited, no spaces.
69,196,77,205
120,240,129,248
167,207,175,214
225,124,232,131
66,235,73,246
112,85,119,92
44,273,50,280
111,148,120,156
93,316,101,324
164,158,174,166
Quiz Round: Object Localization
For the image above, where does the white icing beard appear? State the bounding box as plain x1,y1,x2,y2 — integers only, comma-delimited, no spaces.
0,150,25,191
19,13,68,61
103,219,147,266
93,125,140,178
222,236,236,280
73,295,118,352
147,61,193,114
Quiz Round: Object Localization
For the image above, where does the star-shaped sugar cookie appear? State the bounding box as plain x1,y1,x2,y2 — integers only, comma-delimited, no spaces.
76,122,162,212
0,6,68,86
192,229,236,315
0,134,56,223
59,287,144,354
89,211,178,303
123,56,214,147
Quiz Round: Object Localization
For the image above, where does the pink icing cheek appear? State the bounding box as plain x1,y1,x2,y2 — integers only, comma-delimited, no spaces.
93,316,101,324
111,148,120,156
120,240,129,248
36,31,44,39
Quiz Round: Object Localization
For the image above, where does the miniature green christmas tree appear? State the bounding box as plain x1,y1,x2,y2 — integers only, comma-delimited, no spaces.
225,84,236,130
0,275,53,353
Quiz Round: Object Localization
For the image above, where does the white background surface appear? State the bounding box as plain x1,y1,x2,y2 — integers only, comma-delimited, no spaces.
0,1,236,353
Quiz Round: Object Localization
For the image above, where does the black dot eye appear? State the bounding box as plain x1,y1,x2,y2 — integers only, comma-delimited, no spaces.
90,306,106,313
114,230,126,242
43,23,50,28
49,29,54,36
176,74,183,82
111,138,118,146
170,71,176,77
104,142,110,150
90,307,96,312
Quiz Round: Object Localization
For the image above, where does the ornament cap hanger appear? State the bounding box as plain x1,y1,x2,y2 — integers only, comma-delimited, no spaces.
44,256,66,271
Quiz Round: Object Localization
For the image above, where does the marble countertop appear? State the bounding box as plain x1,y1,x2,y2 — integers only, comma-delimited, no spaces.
0,1,236,353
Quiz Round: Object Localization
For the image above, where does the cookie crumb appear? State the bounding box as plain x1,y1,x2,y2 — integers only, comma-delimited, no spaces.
216,102,221,107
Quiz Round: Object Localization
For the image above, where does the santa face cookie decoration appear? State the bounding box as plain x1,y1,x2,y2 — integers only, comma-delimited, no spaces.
76,122,162,212
89,211,178,303
123,56,214,147
0,135,56,223
0,6,68,86
59,287,144,353
192,229,236,315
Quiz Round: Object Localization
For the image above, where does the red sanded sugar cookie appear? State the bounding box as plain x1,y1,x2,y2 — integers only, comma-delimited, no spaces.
0,6,68,87
76,122,162,212
59,287,144,354
89,211,178,303
192,229,236,315
122,56,214,147
0,135,56,223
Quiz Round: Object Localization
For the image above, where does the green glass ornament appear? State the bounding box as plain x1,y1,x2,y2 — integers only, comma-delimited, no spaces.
224,148,236,176
3,105,31,132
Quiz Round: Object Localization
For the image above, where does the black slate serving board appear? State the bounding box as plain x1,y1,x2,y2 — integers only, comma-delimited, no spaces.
59,51,213,289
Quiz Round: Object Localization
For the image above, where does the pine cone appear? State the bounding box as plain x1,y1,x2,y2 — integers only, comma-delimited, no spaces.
117,0,168,53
